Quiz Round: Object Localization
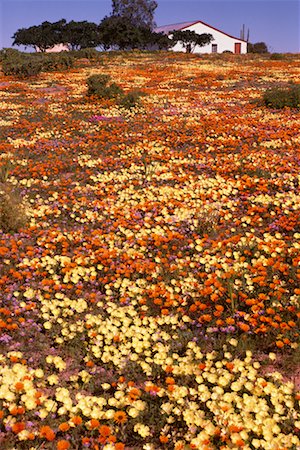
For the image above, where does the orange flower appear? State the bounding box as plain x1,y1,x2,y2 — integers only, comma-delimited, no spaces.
57,440,70,450
159,434,169,443
27,432,35,440
226,362,234,371
40,425,56,441
99,425,111,437
10,406,19,416
90,418,100,429
115,443,125,450
113,411,127,424
12,421,25,434
71,415,82,425
127,387,141,401
14,381,24,391
59,422,70,432
238,322,250,332
86,360,94,368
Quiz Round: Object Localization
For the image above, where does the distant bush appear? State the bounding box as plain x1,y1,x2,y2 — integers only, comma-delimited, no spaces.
2,54,43,78
0,48,23,62
0,186,28,233
73,48,99,60
1,51,74,78
263,84,300,109
119,89,146,109
247,42,269,53
36,53,74,71
270,53,285,60
86,74,123,99
86,74,146,109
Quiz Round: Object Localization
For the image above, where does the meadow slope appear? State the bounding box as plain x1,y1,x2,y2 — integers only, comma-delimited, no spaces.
0,52,300,450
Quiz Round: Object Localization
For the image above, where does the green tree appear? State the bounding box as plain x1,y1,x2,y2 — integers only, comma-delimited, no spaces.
111,0,157,29
63,21,101,50
12,19,66,52
247,42,269,53
171,30,213,53
98,15,151,50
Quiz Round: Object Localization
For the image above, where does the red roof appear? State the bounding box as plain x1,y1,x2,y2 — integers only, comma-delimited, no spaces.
155,20,247,42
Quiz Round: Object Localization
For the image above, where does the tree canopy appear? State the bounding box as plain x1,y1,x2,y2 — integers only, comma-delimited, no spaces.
98,15,168,51
111,0,157,29
171,30,214,53
247,42,269,53
11,14,169,53
12,19,67,52
62,21,101,50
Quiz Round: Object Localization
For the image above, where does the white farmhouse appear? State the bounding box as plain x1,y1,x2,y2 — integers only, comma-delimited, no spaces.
45,44,69,53
35,44,69,53
155,20,247,54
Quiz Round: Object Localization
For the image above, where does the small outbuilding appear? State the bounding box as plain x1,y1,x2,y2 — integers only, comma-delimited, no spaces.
155,20,247,54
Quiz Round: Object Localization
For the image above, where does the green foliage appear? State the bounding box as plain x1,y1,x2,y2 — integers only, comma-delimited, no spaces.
2,54,43,78
2,52,74,78
119,89,146,108
270,53,285,60
86,74,146,108
98,15,168,50
86,74,124,98
171,30,213,53
112,0,158,29
62,20,101,50
263,84,300,109
0,48,22,62
12,19,67,52
0,186,28,233
36,52,74,71
11,18,102,52
0,160,13,183
247,42,269,53
99,15,143,50
72,47,100,60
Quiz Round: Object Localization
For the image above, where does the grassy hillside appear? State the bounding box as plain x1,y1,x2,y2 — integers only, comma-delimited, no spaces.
0,51,300,449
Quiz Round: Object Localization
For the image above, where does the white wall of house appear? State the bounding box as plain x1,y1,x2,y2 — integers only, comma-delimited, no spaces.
46,44,69,53
156,21,247,54
40,44,69,53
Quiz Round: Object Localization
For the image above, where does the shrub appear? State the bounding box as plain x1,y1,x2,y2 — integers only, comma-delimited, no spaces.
247,42,268,53
0,48,23,62
74,48,99,60
119,89,146,109
2,52,74,78
0,186,28,233
2,54,43,78
37,53,74,72
270,53,285,60
86,74,123,99
263,84,300,109
0,160,13,183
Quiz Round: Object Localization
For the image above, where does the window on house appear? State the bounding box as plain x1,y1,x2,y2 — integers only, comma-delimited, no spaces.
212,44,218,53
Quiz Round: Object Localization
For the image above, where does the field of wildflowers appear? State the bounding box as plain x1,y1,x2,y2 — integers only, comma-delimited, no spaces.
0,51,300,450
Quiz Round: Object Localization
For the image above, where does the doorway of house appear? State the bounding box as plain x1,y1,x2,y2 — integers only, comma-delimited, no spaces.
234,43,241,54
